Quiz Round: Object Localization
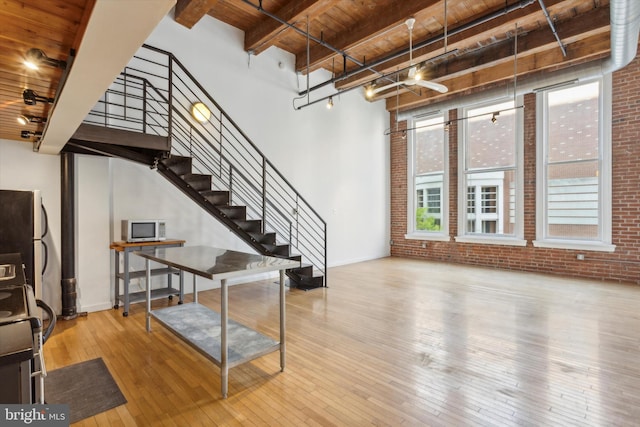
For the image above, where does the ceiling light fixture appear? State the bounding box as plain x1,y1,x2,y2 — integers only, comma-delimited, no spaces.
23,89,54,106
17,114,47,126
24,48,67,70
20,130,43,139
191,102,211,123
326,96,334,109
365,85,375,99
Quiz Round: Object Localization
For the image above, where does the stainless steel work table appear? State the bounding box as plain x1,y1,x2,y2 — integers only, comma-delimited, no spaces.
134,245,300,398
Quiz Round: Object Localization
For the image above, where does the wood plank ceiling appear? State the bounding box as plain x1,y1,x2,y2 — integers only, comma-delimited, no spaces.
1,0,610,144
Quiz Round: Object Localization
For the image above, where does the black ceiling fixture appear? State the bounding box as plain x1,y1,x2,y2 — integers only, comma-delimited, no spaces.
17,114,47,125
24,48,67,70
23,89,54,106
20,130,43,139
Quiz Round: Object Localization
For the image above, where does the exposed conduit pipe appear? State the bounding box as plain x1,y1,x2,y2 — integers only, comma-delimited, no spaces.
537,0,567,56
297,0,536,97
241,0,393,87
400,0,640,121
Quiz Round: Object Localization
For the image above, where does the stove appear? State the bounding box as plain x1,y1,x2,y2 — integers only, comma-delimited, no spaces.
0,253,46,404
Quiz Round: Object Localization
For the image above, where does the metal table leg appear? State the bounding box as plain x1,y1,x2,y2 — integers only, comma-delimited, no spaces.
113,249,120,309
123,247,131,316
221,278,228,398
145,259,151,332
280,269,286,372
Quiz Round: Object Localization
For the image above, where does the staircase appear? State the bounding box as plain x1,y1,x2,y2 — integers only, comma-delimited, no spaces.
70,44,326,290
158,155,324,290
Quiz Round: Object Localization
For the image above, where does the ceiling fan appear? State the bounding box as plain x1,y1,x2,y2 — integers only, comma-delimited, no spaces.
366,18,448,98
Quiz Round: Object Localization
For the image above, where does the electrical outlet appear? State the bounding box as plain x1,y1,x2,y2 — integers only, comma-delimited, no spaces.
421,242,427,249
577,254,585,261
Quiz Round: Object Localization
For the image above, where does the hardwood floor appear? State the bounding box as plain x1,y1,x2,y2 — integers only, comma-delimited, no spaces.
44,257,640,426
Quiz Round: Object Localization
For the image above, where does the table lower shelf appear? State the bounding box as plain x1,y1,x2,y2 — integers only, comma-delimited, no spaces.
150,303,280,368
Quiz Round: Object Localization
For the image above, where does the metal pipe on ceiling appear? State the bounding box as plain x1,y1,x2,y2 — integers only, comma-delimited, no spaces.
601,0,640,74
297,0,536,98
399,0,640,120
241,0,391,86
537,0,567,56
293,0,536,110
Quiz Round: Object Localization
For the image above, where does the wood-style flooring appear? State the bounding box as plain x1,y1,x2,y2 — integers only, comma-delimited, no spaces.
43,257,640,426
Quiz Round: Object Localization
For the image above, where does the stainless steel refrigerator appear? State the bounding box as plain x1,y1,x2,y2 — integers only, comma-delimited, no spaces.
0,189,42,299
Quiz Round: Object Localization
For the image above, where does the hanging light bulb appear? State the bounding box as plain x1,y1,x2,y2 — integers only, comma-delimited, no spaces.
326,96,334,109
365,86,375,99
491,112,499,124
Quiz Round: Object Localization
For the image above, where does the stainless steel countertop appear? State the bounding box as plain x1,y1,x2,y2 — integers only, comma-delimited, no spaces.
133,246,300,280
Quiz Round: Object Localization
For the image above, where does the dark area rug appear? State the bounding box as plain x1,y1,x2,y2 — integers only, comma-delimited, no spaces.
45,358,127,424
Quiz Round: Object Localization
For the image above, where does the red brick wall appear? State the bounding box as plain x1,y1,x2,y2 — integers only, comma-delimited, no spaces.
390,54,640,284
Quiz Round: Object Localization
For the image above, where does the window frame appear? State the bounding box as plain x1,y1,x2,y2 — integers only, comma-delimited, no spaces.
455,96,526,246
533,76,615,252
405,111,450,241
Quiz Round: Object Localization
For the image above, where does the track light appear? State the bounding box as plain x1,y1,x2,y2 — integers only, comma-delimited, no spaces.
191,102,211,123
21,130,43,140
23,89,54,106
17,114,47,126
24,48,67,70
326,96,334,109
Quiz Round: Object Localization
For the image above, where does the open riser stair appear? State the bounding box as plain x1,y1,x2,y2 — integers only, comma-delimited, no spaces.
158,155,323,290
69,44,326,290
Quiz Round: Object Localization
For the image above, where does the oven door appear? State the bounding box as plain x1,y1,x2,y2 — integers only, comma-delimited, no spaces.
0,320,34,403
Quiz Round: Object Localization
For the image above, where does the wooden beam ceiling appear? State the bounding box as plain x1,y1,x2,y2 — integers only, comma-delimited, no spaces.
0,0,614,144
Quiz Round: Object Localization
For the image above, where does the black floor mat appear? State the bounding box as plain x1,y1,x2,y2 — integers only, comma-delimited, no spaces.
45,358,127,424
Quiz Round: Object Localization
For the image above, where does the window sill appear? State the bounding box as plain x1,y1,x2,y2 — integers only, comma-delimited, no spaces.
532,240,616,252
405,233,451,242
454,235,527,247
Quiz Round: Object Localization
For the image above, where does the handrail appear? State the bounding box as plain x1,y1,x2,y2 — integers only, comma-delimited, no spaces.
84,44,327,285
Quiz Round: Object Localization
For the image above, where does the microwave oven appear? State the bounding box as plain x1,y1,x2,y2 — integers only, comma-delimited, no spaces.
121,220,166,243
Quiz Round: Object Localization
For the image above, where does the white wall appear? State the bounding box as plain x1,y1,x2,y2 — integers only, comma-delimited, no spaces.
142,14,390,266
3,12,390,313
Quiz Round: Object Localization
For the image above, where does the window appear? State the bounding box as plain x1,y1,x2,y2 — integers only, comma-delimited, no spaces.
456,100,526,245
457,98,525,245
406,113,449,240
535,78,615,252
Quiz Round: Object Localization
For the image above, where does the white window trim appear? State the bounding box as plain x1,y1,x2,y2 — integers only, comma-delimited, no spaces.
534,75,616,253
456,96,525,244
406,111,449,241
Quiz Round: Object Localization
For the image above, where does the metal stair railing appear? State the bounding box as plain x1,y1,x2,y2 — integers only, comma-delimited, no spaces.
84,44,327,285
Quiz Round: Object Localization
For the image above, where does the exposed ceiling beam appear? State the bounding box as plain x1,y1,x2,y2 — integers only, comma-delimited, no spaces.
175,0,222,29
293,0,441,72
337,1,608,92
244,0,329,55
386,31,610,111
